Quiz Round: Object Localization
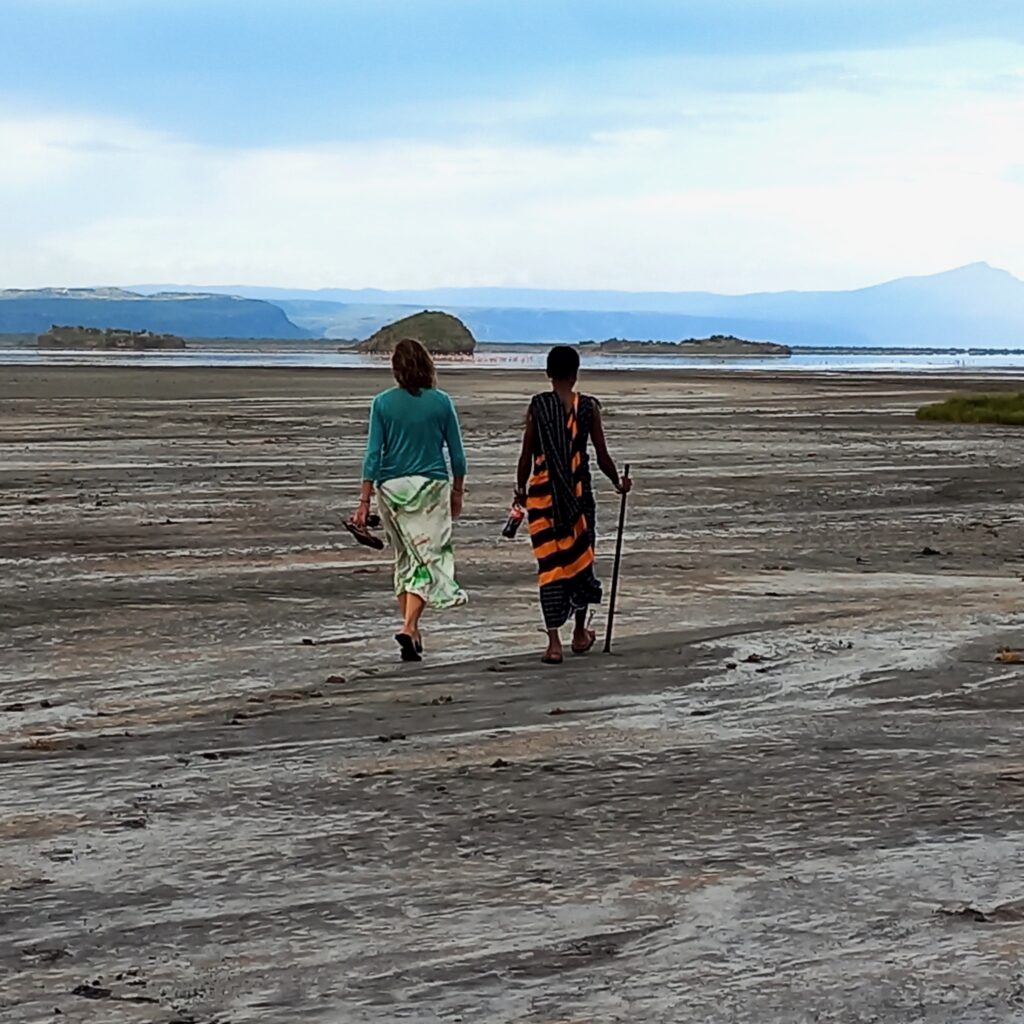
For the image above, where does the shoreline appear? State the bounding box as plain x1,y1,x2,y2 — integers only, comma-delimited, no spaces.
6,352,1024,377
7,332,1024,357
7,338,1024,377
5,361,1024,395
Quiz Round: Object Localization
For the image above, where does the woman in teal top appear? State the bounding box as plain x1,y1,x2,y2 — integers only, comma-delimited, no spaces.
352,338,468,662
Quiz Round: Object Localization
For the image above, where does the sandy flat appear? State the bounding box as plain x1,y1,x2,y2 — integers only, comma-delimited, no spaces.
3,364,1024,1022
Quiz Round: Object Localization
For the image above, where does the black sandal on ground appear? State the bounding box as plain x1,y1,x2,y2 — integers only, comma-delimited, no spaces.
396,633,422,662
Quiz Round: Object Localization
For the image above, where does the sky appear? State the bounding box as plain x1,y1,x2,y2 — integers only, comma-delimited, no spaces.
3,0,1024,292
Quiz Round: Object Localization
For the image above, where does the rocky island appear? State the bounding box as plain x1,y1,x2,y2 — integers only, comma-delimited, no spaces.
355,311,476,356
38,325,187,351
587,334,792,357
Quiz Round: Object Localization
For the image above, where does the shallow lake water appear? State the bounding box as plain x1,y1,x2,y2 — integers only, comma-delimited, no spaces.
6,346,1024,373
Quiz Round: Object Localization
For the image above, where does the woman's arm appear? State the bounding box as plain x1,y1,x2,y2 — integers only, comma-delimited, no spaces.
443,398,468,479
354,398,384,524
516,412,536,502
591,404,631,493
444,398,467,518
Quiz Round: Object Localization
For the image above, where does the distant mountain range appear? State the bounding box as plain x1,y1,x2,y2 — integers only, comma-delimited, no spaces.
5,264,1024,347
0,288,308,339
129,263,1024,347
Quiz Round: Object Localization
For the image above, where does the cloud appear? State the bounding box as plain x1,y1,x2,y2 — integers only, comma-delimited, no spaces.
3,5,1024,289
4,69,1023,293
4,1,1024,145
0,112,173,187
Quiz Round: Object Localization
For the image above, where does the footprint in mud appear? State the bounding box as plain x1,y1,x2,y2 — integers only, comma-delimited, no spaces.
71,982,160,1006
72,984,111,1000
11,876,54,891
20,945,70,965
938,899,1024,924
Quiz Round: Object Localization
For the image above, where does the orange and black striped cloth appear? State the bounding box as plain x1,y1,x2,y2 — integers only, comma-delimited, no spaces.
527,391,602,629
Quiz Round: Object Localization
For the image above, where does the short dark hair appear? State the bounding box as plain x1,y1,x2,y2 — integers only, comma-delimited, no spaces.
392,337,436,395
546,345,580,381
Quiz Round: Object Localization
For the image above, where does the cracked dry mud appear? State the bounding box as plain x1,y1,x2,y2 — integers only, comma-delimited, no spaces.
2,365,1024,1023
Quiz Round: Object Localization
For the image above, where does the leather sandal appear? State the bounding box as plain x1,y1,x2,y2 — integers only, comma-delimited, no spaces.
571,629,597,655
344,519,384,550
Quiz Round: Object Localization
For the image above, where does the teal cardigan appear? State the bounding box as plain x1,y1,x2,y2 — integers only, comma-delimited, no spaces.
362,387,467,484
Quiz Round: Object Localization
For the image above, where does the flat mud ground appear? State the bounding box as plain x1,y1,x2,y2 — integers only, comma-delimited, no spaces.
3,364,1024,1024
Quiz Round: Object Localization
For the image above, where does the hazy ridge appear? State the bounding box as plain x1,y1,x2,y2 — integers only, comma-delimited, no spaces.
130,263,1024,348
5,263,1024,348
0,289,309,340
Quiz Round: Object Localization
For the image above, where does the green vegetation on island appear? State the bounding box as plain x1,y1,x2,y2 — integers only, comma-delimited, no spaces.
355,311,477,355
916,393,1024,426
583,334,792,357
38,326,187,351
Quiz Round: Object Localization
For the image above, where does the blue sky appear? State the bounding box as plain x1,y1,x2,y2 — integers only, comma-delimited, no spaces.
4,0,1024,290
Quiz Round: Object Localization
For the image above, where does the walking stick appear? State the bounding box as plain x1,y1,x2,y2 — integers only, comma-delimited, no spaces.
603,463,631,654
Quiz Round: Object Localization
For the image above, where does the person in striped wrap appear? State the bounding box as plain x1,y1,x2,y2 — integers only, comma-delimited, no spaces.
515,346,632,664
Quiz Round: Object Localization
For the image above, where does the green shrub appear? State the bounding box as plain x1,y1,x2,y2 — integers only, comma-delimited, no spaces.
916,392,1024,425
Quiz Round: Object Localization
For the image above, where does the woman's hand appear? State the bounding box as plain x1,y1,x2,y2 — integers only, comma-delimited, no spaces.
615,474,633,495
351,499,370,527
451,489,464,519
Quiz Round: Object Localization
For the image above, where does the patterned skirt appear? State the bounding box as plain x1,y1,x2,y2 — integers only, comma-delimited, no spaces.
377,476,468,609
527,470,602,630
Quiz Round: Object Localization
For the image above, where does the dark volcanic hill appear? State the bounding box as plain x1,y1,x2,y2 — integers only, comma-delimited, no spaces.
0,288,308,339
357,311,476,355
